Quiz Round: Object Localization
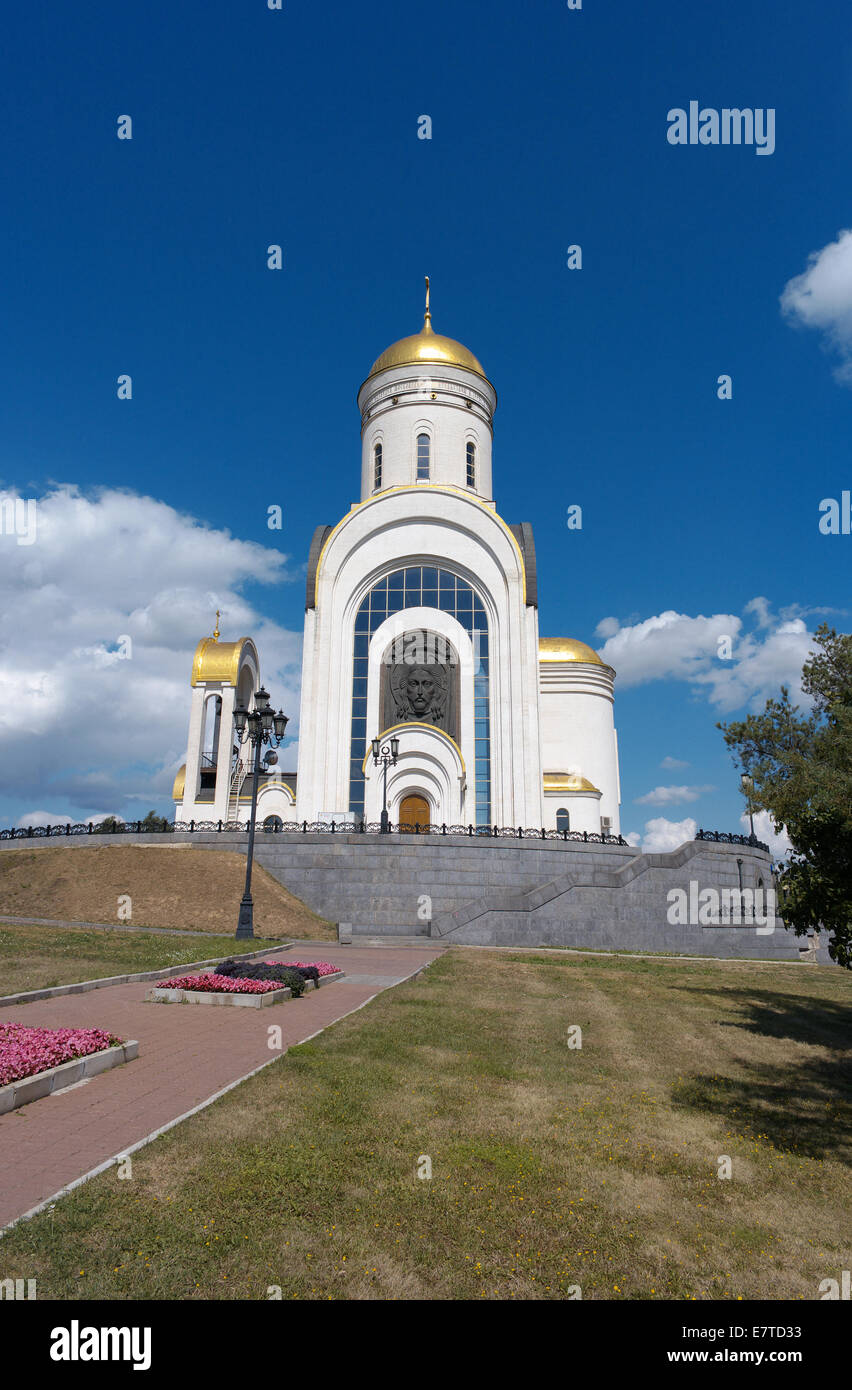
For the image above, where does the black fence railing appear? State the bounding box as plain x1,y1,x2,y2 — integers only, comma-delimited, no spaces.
1,819,630,845
695,828,770,854
0,821,771,853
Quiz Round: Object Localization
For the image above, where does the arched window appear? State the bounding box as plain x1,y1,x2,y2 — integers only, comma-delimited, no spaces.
202,695,222,768
263,815,283,832
373,442,382,491
556,808,570,833
466,441,476,488
416,433,430,480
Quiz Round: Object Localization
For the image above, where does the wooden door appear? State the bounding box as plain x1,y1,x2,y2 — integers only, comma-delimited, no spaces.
399,794,430,831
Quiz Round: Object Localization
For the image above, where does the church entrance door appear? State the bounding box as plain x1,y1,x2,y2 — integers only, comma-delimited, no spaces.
399,794,430,832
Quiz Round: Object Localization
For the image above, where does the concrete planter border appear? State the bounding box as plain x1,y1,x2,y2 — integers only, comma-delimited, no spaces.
145,970,344,1007
146,985,292,1008
0,1041,139,1116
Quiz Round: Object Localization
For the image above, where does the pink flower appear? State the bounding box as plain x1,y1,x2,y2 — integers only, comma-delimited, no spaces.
283,961,340,976
159,974,286,995
0,1023,121,1087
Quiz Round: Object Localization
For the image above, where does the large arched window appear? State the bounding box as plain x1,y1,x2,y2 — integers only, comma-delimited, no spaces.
556,807,570,833
373,442,382,491
416,433,431,480
466,441,476,489
350,567,490,825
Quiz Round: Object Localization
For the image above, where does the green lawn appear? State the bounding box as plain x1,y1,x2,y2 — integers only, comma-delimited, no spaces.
1,949,849,1300
0,924,280,997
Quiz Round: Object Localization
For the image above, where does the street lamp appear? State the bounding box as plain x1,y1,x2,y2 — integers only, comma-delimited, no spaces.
371,734,400,833
740,771,756,841
233,687,289,939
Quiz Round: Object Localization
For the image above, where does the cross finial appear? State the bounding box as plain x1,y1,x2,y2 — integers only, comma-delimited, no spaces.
424,275,431,328
213,609,220,641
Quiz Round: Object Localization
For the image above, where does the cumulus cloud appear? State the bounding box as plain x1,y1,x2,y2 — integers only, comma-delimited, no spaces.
781,228,852,383
0,485,303,822
635,784,715,806
623,810,792,859
743,809,792,861
596,601,817,712
637,817,698,853
660,755,690,770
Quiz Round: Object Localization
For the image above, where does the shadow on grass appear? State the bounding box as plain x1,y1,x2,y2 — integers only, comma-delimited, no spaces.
670,987,852,1163
675,984,852,1050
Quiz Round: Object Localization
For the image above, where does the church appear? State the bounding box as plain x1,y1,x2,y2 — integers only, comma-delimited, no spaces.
174,283,622,836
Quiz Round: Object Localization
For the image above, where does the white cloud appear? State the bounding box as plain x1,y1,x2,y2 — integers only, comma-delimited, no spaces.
0,485,303,821
635,784,715,806
781,228,852,383
743,809,792,861
637,816,698,853
660,755,690,770
597,602,816,712
624,810,792,859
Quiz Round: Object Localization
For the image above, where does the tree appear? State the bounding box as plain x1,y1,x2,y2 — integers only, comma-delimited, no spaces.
718,624,852,968
139,810,171,833
96,816,124,834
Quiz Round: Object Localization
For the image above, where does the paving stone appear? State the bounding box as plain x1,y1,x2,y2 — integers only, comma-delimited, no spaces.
0,941,443,1229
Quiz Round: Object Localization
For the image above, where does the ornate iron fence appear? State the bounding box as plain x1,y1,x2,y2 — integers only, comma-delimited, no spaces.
1,818,630,845
0,820,771,853
695,828,770,854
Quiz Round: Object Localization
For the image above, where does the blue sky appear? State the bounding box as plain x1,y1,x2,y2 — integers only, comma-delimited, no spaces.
1,0,850,843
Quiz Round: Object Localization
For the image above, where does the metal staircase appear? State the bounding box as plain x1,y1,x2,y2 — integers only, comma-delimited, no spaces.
227,758,248,822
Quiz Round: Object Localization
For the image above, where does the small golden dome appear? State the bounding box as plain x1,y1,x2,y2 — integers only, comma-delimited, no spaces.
172,764,186,800
543,773,601,794
191,636,257,686
539,637,604,666
366,278,489,382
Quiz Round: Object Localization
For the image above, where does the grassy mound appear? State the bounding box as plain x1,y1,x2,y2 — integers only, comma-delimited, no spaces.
0,846,332,940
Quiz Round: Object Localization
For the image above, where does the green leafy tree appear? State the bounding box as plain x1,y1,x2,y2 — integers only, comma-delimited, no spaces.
96,816,124,833
139,810,171,832
718,624,852,968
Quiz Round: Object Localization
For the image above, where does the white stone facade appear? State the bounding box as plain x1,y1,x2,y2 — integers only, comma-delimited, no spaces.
175,301,622,835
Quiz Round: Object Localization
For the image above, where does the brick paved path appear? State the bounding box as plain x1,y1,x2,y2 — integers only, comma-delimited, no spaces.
0,941,443,1229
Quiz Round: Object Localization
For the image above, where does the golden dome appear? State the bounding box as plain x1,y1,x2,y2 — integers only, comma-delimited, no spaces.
172,764,186,800
368,321,487,380
191,636,257,687
539,637,604,666
366,278,489,382
543,773,600,794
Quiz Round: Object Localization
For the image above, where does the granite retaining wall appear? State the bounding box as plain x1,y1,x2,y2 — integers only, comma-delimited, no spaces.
1,830,818,962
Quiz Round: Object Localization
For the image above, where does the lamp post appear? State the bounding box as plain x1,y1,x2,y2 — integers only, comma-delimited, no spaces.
740,772,756,841
233,687,289,939
371,735,400,833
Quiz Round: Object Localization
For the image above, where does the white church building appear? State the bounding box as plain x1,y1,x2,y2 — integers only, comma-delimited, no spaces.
174,285,622,836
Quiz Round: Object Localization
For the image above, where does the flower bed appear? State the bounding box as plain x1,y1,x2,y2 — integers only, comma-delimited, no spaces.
0,1023,121,1087
275,961,341,977
158,973,284,995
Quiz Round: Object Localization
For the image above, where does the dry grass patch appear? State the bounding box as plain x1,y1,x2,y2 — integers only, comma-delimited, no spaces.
1,948,849,1300
0,846,332,939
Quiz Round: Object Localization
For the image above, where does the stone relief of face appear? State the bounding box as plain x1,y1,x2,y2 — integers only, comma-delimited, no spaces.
406,666,435,715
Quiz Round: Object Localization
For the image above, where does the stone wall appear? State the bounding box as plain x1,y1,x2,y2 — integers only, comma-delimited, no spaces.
1,830,816,962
